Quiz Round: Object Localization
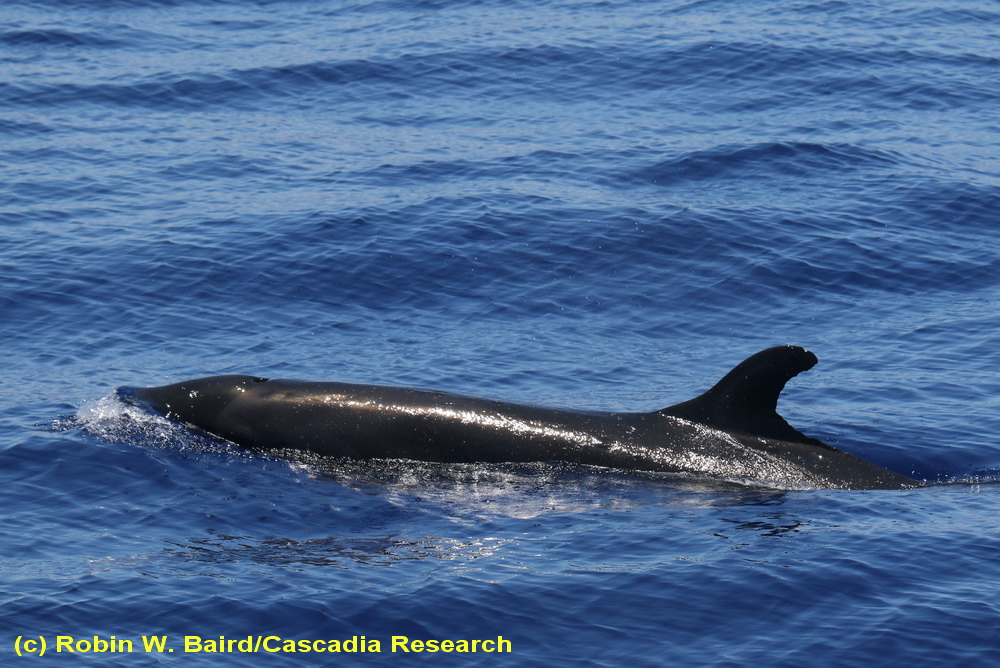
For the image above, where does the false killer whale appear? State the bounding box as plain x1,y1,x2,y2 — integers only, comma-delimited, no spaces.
119,346,919,490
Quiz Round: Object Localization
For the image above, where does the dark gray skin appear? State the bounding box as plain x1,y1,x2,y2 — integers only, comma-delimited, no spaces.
119,346,920,490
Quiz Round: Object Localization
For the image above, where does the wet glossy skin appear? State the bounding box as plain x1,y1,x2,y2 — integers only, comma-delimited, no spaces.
120,347,920,490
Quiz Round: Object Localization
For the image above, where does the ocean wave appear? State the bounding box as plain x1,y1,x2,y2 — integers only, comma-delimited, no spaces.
630,142,900,185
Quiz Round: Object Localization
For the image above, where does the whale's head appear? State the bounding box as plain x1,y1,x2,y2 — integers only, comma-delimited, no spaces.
118,375,270,430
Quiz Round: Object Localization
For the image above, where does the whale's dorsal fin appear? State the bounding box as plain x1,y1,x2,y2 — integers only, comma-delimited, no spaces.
660,346,830,447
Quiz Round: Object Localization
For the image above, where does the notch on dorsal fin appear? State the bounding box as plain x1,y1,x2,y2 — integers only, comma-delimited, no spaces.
660,346,830,448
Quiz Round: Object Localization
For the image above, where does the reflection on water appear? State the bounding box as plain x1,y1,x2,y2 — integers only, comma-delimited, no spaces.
719,517,809,539
163,533,512,570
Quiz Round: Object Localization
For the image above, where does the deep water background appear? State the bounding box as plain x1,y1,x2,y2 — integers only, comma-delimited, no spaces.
3,0,1000,665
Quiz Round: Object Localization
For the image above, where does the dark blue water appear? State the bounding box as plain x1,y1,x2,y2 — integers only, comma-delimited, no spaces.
3,0,1000,664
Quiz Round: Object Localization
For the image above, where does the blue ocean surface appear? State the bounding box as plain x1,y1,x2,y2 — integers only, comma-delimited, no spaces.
2,0,1000,665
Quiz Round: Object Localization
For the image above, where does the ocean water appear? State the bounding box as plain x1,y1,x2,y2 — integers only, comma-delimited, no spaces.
3,0,1000,664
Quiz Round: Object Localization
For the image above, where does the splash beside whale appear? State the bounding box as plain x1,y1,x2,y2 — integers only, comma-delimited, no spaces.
118,346,919,490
